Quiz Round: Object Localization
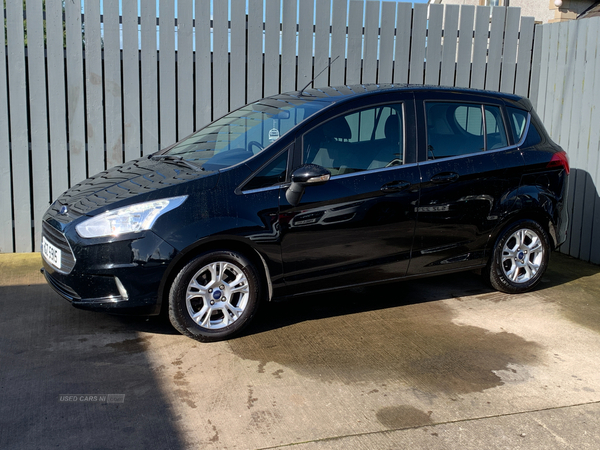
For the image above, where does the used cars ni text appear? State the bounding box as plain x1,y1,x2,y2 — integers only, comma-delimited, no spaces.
41,85,569,342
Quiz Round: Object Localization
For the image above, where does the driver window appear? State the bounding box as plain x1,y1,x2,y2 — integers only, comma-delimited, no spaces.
303,104,404,176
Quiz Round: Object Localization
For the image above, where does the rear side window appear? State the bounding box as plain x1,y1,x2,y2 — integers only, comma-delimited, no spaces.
426,102,508,160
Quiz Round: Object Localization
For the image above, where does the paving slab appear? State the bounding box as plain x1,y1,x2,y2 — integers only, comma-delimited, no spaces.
0,252,599,449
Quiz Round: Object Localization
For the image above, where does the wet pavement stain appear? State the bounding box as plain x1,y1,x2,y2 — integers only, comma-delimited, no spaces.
229,282,542,395
376,405,433,429
104,336,153,353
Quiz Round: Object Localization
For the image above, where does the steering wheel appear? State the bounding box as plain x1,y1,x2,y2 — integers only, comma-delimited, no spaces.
248,141,264,154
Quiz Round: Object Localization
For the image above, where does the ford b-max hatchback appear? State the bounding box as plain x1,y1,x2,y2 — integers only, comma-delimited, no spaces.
41,85,569,342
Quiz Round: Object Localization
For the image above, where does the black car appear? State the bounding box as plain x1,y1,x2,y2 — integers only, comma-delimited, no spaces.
41,85,569,342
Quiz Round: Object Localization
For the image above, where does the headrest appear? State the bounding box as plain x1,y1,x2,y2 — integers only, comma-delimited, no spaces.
322,116,352,140
384,115,400,142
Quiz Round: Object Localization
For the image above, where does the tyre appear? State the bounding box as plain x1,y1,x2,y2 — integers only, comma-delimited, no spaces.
168,250,261,342
486,220,550,294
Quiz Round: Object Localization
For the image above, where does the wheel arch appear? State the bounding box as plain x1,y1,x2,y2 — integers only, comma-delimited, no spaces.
157,237,273,314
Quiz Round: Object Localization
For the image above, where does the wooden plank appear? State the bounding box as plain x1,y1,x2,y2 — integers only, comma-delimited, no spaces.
104,0,124,164
265,0,281,96
177,0,194,137
0,5,13,252
589,19,600,264
231,0,247,108
347,1,363,85
455,5,475,88
247,0,263,102
378,1,396,84
281,0,297,92
499,7,520,94
159,0,177,145
409,3,427,85
531,24,548,114
425,3,443,86
314,0,331,88
471,5,490,90
440,4,459,87
514,16,535,98
25,0,50,250
485,6,506,91
46,0,69,199
579,19,600,262
330,0,348,86
65,0,87,184
123,0,142,160
195,0,212,129
393,2,412,84
362,0,379,85
549,22,569,140
141,0,159,153
567,20,590,259
84,0,105,172
6,0,32,252
297,0,314,89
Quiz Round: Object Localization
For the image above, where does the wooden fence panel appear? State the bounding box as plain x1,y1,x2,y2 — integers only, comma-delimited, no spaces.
0,5,13,252
84,0,105,172
123,0,142,160
393,2,412,84
409,4,427,85
425,4,443,86
440,5,459,87
177,0,194,138
141,1,160,154
26,0,50,251
485,6,506,91
362,1,379,85
455,5,474,88
194,0,212,130
314,0,331,87
265,0,281,96
231,0,247,109
378,1,396,84
46,0,69,200
104,0,124,162
514,16,535,97
160,0,176,145
6,0,32,252
330,0,347,86
499,7,520,94
65,0,87,184
281,0,297,92
298,0,314,89
247,0,263,103
347,1,363,85
471,6,490,90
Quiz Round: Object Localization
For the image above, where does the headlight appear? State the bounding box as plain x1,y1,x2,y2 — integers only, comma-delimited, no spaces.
76,195,188,238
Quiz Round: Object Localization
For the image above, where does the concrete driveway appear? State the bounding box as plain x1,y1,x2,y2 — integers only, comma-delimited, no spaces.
1,252,600,449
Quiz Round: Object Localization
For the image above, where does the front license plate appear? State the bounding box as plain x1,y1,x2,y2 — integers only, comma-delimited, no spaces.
42,237,61,270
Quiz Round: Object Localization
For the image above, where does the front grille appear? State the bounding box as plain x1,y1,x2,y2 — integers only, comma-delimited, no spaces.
42,221,76,274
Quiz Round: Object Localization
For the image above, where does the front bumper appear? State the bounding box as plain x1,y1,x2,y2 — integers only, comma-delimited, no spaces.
41,221,177,316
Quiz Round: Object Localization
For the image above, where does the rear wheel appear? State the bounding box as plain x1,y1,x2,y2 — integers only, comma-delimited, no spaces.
168,250,261,342
486,220,550,294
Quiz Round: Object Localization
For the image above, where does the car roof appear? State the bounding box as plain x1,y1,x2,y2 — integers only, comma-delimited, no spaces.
270,84,531,110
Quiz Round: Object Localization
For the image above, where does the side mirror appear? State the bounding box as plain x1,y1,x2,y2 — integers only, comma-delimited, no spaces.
285,164,331,206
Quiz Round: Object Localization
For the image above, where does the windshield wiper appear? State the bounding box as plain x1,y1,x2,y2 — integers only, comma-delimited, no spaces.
151,154,204,171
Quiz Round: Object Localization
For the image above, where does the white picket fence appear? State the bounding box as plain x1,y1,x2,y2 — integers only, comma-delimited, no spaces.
2,1,598,265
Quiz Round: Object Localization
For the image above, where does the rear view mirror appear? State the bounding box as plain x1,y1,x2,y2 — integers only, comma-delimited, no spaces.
285,164,331,206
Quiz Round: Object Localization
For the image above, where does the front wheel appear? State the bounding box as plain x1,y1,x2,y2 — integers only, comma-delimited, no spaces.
486,220,550,294
168,250,261,342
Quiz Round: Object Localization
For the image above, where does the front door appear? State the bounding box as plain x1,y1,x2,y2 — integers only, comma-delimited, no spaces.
279,97,420,294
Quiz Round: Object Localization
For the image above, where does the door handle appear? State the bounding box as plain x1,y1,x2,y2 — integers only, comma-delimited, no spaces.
430,172,459,184
381,180,411,192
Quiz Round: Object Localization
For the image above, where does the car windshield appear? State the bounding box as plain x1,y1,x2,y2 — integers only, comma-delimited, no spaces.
162,96,328,171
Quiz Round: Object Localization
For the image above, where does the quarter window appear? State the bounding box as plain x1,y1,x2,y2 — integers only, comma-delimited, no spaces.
242,150,288,191
303,104,404,176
